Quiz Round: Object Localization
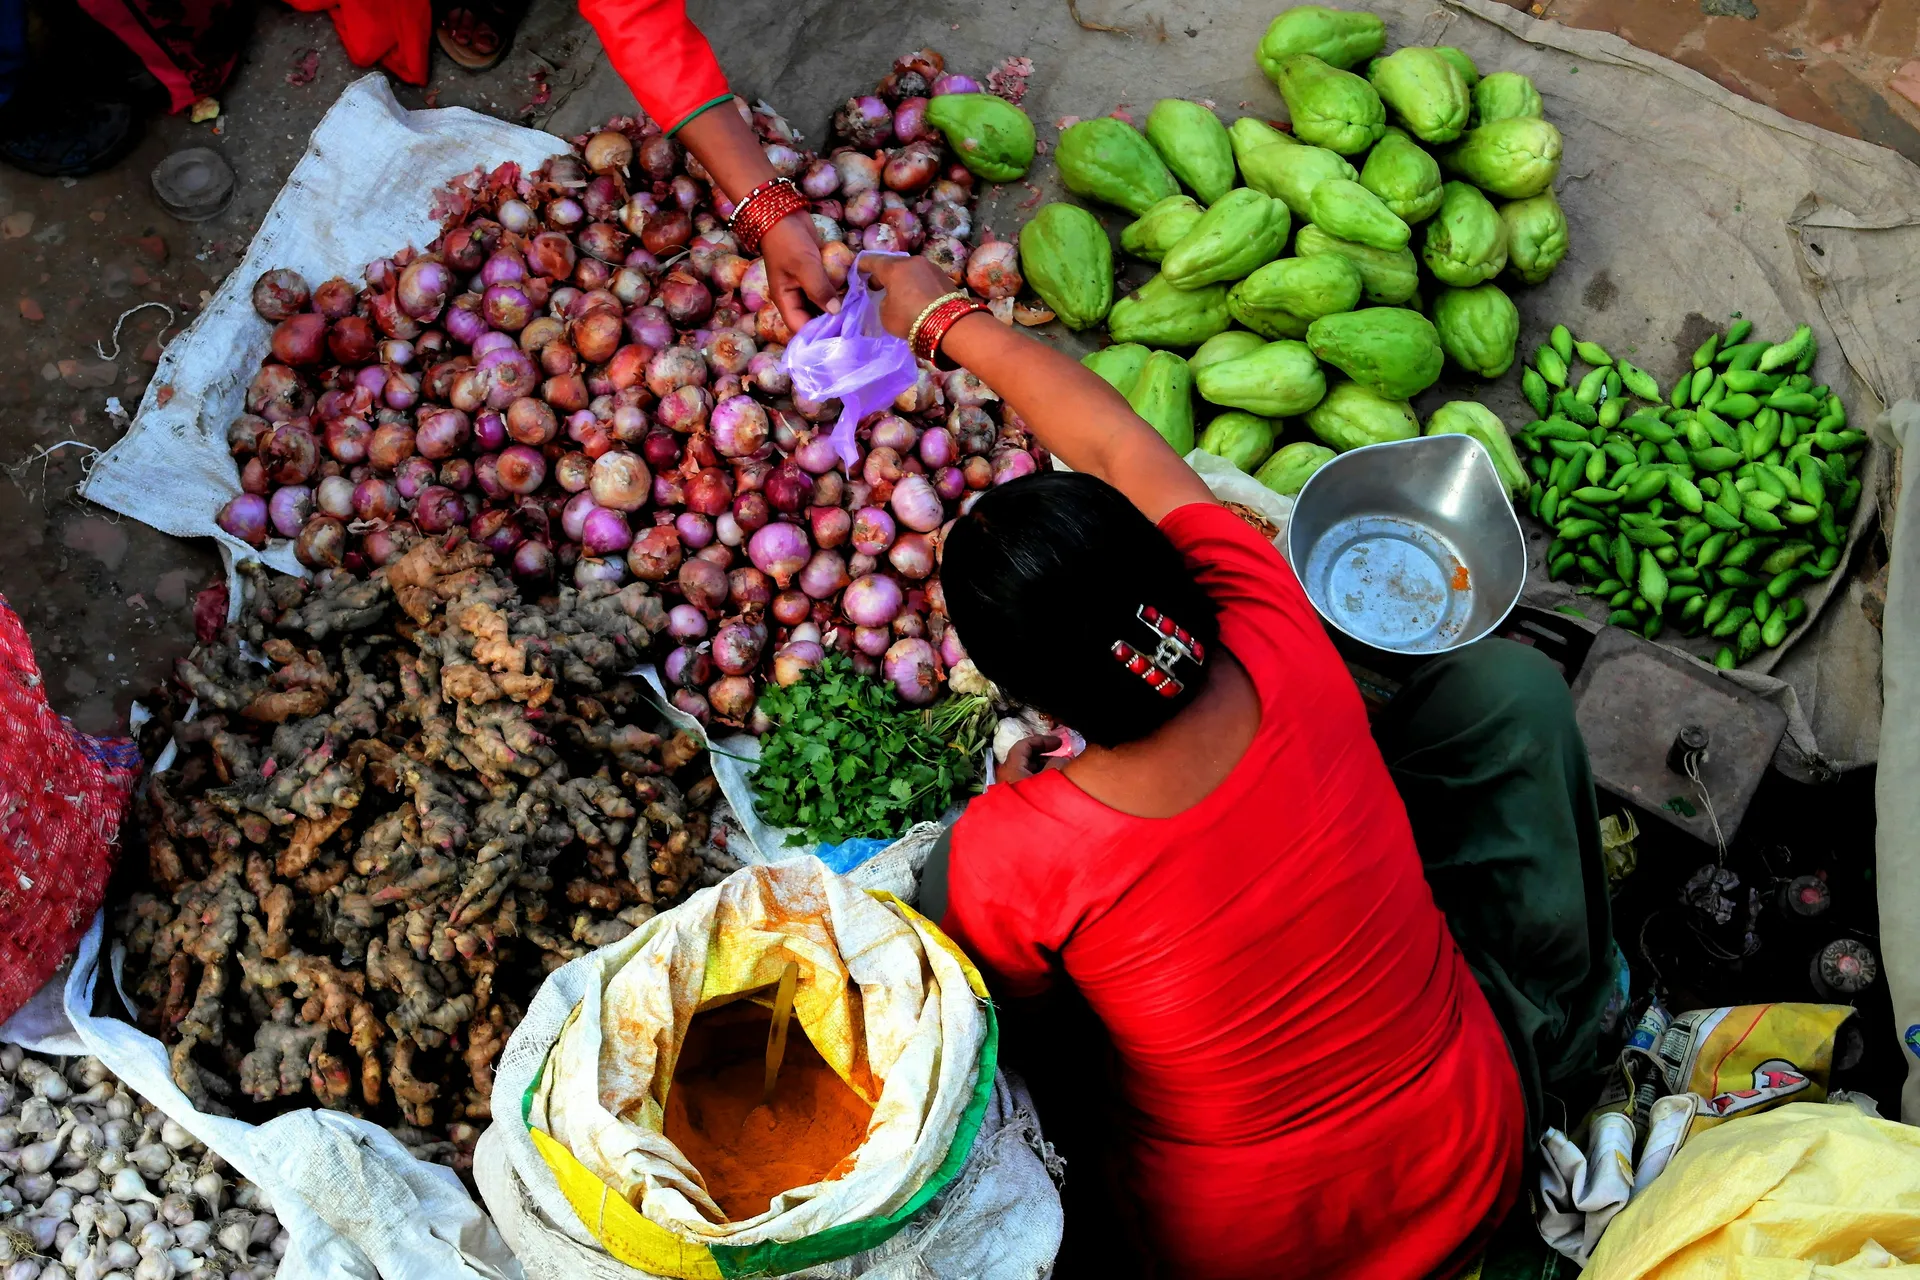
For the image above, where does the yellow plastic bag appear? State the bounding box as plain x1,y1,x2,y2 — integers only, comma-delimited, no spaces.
1654,1003,1853,1138
1584,1102,1920,1280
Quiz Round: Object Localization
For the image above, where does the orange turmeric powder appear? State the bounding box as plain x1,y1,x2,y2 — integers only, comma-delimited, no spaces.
664,1003,874,1221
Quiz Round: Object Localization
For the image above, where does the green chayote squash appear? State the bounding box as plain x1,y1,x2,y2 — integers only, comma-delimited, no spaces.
1106,273,1232,347
1056,117,1181,214
1368,47,1471,144
1425,400,1528,495
1189,329,1269,375
1306,177,1410,250
1256,5,1386,76
1303,380,1421,451
1197,410,1277,473
1083,343,1151,395
1145,99,1237,205
1120,195,1206,262
1228,254,1364,341
924,94,1036,182
1018,202,1114,331
1440,116,1563,199
1433,46,1480,89
1255,441,1338,494
1430,282,1520,378
1500,189,1570,284
1358,127,1444,223
1125,350,1196,453
1294,224,1419,304
1161,188,1291,290
1422,180,1509,287
1473,71,1543,124
1305,306,1445,400
1272,54,1386,155
1230,120,1359,219
1195,339,1328,418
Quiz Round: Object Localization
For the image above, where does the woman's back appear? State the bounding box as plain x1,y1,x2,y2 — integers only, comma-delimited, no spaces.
945,502,1523,1278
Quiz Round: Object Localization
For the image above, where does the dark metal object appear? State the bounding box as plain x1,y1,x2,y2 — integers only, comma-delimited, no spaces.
1666,724,1710,775
1568,627,1788,844
1777,875,1832,920
1810,938,1878,998
152,147,234,222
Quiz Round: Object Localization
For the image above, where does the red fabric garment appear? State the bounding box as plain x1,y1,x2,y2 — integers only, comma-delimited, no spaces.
76,0,248,111
575,0,730,132
942,502,1525,1280
282,0,429,85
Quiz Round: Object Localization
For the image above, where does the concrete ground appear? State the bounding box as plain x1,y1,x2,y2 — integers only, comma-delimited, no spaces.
1,0,1915,735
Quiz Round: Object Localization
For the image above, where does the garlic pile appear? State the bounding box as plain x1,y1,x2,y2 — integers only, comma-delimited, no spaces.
0,1049,288,1280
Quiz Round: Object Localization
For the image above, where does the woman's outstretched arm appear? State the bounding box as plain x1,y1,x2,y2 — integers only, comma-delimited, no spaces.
865,255,1214,523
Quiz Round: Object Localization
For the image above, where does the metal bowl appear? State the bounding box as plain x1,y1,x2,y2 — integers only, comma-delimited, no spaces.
1285,433,1526,656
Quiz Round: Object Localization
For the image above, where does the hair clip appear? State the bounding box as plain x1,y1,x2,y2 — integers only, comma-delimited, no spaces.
1109,605,1204,698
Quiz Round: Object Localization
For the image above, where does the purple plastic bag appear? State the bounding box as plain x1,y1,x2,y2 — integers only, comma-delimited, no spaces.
782,251,920,472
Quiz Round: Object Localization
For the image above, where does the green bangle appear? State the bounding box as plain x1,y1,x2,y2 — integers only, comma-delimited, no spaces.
667,95,736,136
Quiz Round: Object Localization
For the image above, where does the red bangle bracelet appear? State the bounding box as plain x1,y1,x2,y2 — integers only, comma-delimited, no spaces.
729,178,807,256
913,296,991,368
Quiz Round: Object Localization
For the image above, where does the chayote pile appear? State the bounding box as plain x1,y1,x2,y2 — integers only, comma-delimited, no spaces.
1020,4,1572,502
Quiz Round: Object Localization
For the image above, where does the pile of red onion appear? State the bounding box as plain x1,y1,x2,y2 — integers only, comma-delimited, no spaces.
216,50,1043,729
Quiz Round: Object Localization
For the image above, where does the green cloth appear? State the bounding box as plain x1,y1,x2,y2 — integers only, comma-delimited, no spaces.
1373,639,1616,1143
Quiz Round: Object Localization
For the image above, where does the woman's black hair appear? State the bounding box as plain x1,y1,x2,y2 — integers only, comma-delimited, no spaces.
941,470,1220,748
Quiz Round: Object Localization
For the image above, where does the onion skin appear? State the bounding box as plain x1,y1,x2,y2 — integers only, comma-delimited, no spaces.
678,557,729,613
965,239,1023,300
496,444,548,495
327,316,378,364
797,548,850,600
512,539,556,581
589,450,650,511
884,637,940,705
268,484,315,538
294,514,347,569
843,573,905,627
263,424,319,485
217,493,269,547
271,313,328,365
809,505,851,549
627,526,684,581
581,505,634,554
890,473,944,532
252,269,310,321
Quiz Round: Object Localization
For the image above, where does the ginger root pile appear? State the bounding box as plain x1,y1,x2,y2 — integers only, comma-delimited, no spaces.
119,539,741,1168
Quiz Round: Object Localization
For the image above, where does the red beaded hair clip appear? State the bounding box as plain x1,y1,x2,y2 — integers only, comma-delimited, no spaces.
1110,605,1206,698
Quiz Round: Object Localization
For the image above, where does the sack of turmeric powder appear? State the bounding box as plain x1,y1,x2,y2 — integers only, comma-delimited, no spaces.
474,857,1063,1279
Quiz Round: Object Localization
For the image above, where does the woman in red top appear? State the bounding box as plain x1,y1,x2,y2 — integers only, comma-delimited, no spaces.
864,256,1615,1279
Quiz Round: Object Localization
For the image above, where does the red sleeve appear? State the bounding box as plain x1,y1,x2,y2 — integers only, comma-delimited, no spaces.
575,0,732,134
939,789,1075,1000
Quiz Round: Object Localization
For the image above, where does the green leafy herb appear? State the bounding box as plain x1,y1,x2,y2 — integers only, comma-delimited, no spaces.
750,652,992,846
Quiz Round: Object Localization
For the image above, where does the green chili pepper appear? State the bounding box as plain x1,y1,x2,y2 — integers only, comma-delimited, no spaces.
1690,447,1742,472
1703,588,1736,629
1584,448,1610,486
1714,646,1737,669
1548,551,1576,580
1539,486,1561,524
1690,367,1714,402
1597,399,1625,429
1715,392,1760,420
1667,584,1704,604
1719,566,1754,587
1521,367,1551,418
1667,563,1701,584
1767,567,1805,598
1670,376,1692,409
1736,617,1762,661
1555,517,1608,541
1569,486,1620,506
1602,441,1638,467
1616,361,1660,402
1607,609,1638,628
1757,323,1813,373
1679,521,1713,554
1619,471,1666,504
1574,339,1612,366
1637,550,1668,611
1549,325,1574,365
1697,531,1731,568
1780,502,1819,525
1724,318,1753,347
1724,341,1768,372
1753,590,1773,624
1766,389,1822,416
1691,333,1719,369
1761,610,1789,648
1624,525,1676,547
1712,606,1752,638
1746,507,1786,533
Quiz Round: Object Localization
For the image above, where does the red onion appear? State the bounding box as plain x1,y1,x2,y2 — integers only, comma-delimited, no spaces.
362,520,420,565
742,351,788,399
844,189,883,230
678,557,729,612
889,473,943,532
252,269,310,321
962,454,993,489
843,574,905,627
835,95,892,147
370,291,422,340
992,448,1038,486
884,637,939,705
474,329,518,358
352,477,399,521
702,328,754,376
553,450,593,492
647,345,707,397
862,223,904,254
851,506,896,556
397,259,454,320
315,474,355,519
642,209,694,256
870,415,918,453
572,310,624,364
720,492,765,538
789,435,839,477
635,132,677,179
482,283,532,331
676,511,715,549
497,444,548,495
588,450,649,511
798,548,850,600
714,511,744,546
704,396,766,458
627,526,683,581
884,145,939,194
667,603,708,640
654,473,686,506
641,430,682,471
267,484,314,537
931,71,981,95
546,197,586,230
709,675,756,724
851,625,890,657
889,532,935,579
295,514,347,569
410,485,462,534
479,345,539,408
863,446,905,488
918,426,958,469
440,455,474,491
368,422,415,471
695,542,733,568
657,271,712,327
729,566,772,609
893,96,934,144
573,222,626,265
933,464,966,501
683,467,733,517
560,490,598,540
471,507,523,555
472,409,507,451
270,313,327,366
965,240,1023,300
621,310,671,359
483,250,528,289
227,412,269,456
394,455,437,498
581,505,634,554
497,198,536,233
712,620,767,675
750,465,803,518
312,276,356,319
543,373,591,414
262,424,318,484
665,645,711,688
803,505,847,550
443,296,488,347
322,417,370,465
769,640,822,687
415,407,470,459
767,594,808,630
326,316,376,364
894,609,927,639
512,539,555,581
747,523,810,587
493,398,551,448
217,493,269,547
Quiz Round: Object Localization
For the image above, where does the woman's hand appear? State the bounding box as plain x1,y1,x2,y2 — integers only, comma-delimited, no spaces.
863,254,960,340
999,734,1064,783
760,215,838,338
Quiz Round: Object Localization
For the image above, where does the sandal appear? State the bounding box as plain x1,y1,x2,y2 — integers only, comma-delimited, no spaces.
434,0,528,72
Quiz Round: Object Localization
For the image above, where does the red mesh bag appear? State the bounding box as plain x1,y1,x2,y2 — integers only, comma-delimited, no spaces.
0,596,141,1022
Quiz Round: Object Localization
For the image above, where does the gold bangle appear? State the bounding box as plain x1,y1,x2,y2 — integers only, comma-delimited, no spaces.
905,291,967,355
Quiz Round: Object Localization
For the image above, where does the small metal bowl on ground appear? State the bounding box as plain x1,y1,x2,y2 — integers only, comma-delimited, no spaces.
1286,433,1526,657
